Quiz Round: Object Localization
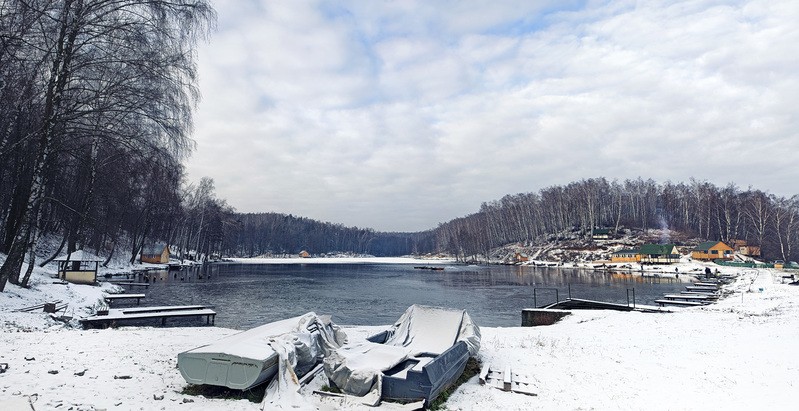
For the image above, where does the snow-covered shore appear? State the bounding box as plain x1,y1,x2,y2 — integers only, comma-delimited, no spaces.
1,260,798,410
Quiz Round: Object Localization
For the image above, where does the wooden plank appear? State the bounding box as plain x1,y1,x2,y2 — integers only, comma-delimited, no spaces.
655,299,704,307
108,282,150,287
663,294,713,300
14,300,63,312
103,293,146,299
681,290,719,295
479,362,491,385
503,365,513,391
685,286,719,291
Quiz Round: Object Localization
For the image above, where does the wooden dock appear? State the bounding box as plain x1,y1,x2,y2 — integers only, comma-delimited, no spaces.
543,298,665,313
693,282,720,287
662,294,715,301
81,305,216,328
685,285,719,292
655,299,704,307
103,293,145,305
107,281,150,288
656,282,723,307
681,290,719,295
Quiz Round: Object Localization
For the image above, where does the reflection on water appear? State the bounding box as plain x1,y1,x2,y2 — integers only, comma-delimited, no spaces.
118,263,688,329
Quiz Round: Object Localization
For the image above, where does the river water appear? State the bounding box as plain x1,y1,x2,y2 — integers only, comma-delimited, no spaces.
116,263,689,329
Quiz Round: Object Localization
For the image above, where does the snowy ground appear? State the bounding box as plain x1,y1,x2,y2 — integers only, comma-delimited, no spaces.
1,259,798,410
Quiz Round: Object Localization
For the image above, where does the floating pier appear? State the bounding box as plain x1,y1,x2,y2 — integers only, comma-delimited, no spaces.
654,299,704,307
81,305,216,328
541,298,665,313
685,285,719,292
103,293,145,305
662,294,715,301
107,281,150,288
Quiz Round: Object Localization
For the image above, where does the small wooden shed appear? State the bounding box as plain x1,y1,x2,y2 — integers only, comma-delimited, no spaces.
513,252,529,263
692,241,734,261
55,250,104,285
591,228,612,240
731,239,761,257
298,250,311,258
141,243,170,264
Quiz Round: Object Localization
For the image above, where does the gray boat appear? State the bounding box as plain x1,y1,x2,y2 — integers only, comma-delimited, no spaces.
324,304,481,406
178,312,342,390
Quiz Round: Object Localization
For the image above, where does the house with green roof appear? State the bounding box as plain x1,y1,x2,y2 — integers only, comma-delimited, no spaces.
639,244,680,264
691,241,733,261
591,228,613,240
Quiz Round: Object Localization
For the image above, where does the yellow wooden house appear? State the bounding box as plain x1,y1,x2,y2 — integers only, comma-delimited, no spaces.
691,241,734,261
611,249,641,263
141,243,170,264
55,250,104,285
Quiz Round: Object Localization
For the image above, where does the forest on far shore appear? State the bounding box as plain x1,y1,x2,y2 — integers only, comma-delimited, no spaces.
223,178,798,263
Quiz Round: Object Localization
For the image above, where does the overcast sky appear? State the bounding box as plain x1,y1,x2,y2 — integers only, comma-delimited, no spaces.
186,0,799,232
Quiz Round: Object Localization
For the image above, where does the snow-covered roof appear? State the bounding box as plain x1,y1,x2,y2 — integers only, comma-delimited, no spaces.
54,250,104,262
694,241,731,251
613,249,640,255
141,243,168,255
640,244,677,255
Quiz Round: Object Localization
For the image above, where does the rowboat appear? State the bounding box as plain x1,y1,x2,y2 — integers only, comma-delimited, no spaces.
325,305,481,406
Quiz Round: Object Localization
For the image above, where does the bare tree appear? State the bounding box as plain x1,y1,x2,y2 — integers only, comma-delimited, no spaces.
0,0,215,291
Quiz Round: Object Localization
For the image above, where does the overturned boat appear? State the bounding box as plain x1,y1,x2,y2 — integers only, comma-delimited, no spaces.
177,312,344,390
324,304,480,406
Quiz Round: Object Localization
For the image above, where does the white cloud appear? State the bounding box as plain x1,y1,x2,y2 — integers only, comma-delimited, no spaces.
187,0,799,231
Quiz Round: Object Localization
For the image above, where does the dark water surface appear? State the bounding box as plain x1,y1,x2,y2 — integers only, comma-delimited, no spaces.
119,263,688,329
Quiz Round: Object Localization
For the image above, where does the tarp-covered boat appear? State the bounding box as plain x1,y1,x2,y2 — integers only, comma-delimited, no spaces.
324,304,480,406
177,312,344,390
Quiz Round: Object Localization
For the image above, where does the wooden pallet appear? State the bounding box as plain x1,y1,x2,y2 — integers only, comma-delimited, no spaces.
479,363,537,396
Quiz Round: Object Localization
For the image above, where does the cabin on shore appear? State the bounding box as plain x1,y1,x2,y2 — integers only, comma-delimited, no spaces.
639,244,680,264
141,243,170,264
591,228,612,240
691,241,734,261
611,249,641,263
298,250,311,258
514,252,529,263
55,250,104,285
730,239,761,258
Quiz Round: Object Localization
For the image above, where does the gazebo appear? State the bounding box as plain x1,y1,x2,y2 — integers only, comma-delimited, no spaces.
54,250,104,285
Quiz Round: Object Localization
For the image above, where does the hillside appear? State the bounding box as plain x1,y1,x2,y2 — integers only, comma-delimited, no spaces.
486,227,751,266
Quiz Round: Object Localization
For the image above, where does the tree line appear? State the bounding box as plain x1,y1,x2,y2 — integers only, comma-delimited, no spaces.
218,212,436,258
435,178,799,262
0,0,216,291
